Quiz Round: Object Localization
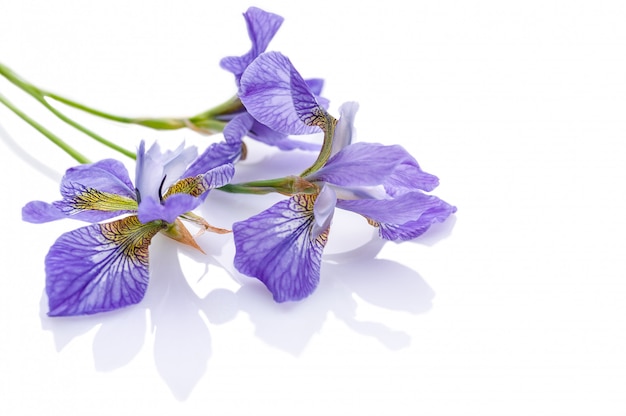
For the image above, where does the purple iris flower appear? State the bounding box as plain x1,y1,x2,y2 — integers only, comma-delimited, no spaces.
232,52,456,302
23,141,234,316
218,6,328,151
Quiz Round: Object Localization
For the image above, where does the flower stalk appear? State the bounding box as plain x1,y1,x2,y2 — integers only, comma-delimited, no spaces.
0,62,136,160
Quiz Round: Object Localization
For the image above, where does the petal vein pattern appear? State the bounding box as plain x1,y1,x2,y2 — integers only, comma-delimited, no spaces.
233,194,328,302
45,216,165,316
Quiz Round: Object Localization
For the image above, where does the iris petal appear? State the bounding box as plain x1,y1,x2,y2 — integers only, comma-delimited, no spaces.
336,192,456,241
60,159,135,198
22,159,138,224
45,216,165,316
233,194,329,302
239,51,323,135
336,191,451,225
220,7,284,84
137,194,201,224
330,102,359,157
378,203,457,241
308,142,438,192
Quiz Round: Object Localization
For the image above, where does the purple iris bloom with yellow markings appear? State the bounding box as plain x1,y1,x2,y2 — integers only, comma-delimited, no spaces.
23,141,234,316
217,6,328,151
232,51,456,302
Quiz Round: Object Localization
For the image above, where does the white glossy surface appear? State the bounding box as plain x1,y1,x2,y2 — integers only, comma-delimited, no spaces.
1,1,625,414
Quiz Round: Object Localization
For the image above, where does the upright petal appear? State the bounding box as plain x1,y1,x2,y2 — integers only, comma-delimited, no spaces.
330,102,359,157
45,216,165,316
135,141,197,203
239,51,323,135
220,7,284,84
183,141,241,178
233,194,329,302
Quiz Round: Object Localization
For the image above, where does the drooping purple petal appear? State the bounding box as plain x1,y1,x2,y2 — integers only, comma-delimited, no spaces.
233,194,329,302
23,159,138,224
305,78,330,111
137,194,201,224
45,216,165,316
378,203,457,241
60,159,135,198
239,51,323,135
220,7,284,84
336,191,453,226
306,142,415,187
383,161,440,194
22,201,68,224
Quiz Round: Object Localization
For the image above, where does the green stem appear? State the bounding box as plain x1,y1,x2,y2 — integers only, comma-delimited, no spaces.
189,95,244,121
0,62,136,160
0,93,90,164
300,110,338,178
44,89,231,135
43,91,136,124
218,175,319,196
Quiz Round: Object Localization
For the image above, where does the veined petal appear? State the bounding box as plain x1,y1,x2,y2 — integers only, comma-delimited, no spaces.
60,159,135,199
169,165,234,200
305,78,330,111
183,141,242,178
224,112,255,144
384,160,440,194
377,203,457,241
307,142,429,189
45,216,165,316
336,191,453,226
220,7,284,84
239,51,323,135
233,194,329,302
202,164,235,189
23,159,138,224
22,201,68,224
53,185,137,222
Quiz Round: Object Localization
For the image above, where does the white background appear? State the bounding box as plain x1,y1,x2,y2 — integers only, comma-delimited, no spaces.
1,0,625,415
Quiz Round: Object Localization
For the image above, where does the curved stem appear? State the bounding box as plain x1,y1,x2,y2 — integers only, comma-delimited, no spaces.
43,91,136,124
0,62,135,159
0,93,90,164
300,110,337,178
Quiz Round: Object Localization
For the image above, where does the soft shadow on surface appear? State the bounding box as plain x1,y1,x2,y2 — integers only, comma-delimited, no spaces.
41,237,215,401
39,231,437,400
0,122,62,183
233,236,435,355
